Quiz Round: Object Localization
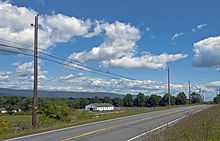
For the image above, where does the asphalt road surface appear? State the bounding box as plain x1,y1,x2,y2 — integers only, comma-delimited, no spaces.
5,105,210,141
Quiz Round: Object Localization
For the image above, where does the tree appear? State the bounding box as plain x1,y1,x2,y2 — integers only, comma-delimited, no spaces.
148,95,161,107
160,94,176,106
176,92,187,105
103,96,112,104
68,99,81,109
0,97,7,108
90,96,101,103
159,94,171,106
41,101,71,121
79,98,89,108
191,92,203,104
170,96,176,105
4,96,20,114
18,97,32,112
112,98,123,107
123,94,133,107
145,96,150,107
213,94,220,104
133,93,146,107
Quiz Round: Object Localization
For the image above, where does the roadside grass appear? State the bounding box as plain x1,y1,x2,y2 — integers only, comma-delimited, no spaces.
144,105,220,141
0,106,180,140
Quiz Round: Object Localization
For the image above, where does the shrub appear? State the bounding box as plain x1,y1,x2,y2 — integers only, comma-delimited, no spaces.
41,101,71,121
0,116,10,134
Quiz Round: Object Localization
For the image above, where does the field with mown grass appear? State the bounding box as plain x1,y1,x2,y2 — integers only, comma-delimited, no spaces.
0,106,179,140
144,105,220,141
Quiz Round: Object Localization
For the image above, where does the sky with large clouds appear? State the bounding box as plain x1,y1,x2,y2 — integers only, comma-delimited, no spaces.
0,0,220,100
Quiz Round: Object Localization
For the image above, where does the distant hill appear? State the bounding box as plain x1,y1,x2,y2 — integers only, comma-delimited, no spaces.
0,88,124,99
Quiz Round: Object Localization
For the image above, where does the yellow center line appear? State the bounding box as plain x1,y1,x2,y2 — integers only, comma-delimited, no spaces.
60,127,113,141
60,117,152,141
60,110,182,141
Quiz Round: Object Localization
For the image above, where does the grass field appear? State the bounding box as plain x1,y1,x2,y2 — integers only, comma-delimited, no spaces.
0,106,178,140
144,105,220,141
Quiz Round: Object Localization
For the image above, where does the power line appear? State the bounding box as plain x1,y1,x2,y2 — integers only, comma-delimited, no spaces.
0,38,136,80
0,42,136,80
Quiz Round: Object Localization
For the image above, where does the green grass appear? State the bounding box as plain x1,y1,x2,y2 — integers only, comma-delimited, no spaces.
145,105,220,141
0,105,180,140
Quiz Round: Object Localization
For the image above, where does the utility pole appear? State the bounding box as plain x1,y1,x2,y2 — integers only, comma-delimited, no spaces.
198,88,203,102
168,65,171,105
32,15,39,128
188,81,191,104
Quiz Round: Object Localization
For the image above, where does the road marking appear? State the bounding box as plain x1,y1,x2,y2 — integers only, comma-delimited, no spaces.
60,116,153,141
60,109,192,141
126,116,186,141
126,108,206,141
5,109,169,141
61,128,110,141
4,105,205,141
4,106,186,141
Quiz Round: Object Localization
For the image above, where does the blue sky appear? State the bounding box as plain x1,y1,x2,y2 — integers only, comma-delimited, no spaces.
0,0,220,99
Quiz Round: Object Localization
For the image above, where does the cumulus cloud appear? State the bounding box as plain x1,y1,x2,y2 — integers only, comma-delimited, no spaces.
171,32,184,40
68,21,140,62
102,53,188,69
0,71,11,81
193,36,220,68
55,74,193,95
0,2,94,50
68,22,187,69
205,81,220,89
0,1,188,70
15,61,47,80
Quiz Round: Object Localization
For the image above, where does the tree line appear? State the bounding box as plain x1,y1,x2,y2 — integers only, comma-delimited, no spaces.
0,91,204,114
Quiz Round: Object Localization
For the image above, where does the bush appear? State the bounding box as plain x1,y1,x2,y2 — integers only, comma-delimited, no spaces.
176,92,187,105
213,94,220,104
0,116,10,134
41,101,71,121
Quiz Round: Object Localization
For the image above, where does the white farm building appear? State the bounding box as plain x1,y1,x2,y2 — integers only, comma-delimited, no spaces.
85,103,114,112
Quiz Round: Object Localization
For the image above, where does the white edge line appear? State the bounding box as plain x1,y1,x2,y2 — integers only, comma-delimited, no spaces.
127,108,205,141
4,108,172,141
4,106,202,141
126,116,185,141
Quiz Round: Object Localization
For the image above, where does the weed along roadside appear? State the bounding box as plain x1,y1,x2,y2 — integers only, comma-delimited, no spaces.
143,105,220,141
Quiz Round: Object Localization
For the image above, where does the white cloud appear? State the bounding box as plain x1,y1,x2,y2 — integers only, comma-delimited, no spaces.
0,71,11,81
0,2,94,50
197,24,207,30
15,61,47,80
171,32,184,40
192,24,207,32
68,22,187,69
205,81,220,89
68,21,140,62
58,74,163,94
193,36,220,67
102,53,188,69
45,14,92,43
56,74,196,95
0,2,187,70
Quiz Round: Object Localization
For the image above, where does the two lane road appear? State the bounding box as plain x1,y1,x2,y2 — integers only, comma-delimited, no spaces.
5,105,210,141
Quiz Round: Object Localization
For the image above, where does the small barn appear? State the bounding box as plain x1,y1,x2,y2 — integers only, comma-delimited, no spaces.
85,103,114,112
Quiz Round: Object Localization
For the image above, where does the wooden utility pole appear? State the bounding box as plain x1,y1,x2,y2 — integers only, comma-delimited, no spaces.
168,65,171,105
188,81,191,104
32,15,39,128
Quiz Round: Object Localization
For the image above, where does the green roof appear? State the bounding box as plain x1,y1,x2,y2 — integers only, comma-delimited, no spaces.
93,103,113,107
